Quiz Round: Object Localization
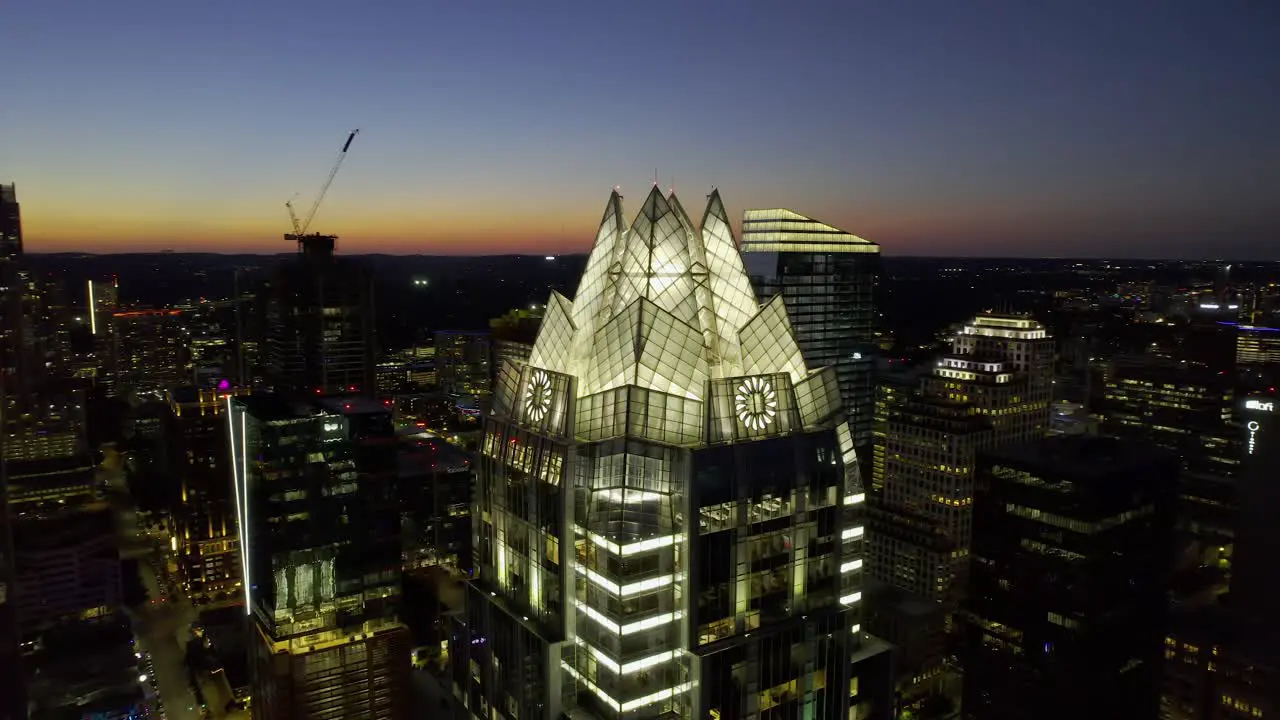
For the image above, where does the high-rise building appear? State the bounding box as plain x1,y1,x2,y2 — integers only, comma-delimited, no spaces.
168,387,248,604
1158,393,1280,720
261,236,377,397
110,308,189,397
434,330,491,409
1098,359,1239,598
456,188,890,720
228,393,409,719
490,306,545,384
867,314,1051,706
86,277,119,337
741,209,880,469
962,436,1176,719
0,183,20,261
871,314,1053,604
12,503,121,631
1233,322,1280,367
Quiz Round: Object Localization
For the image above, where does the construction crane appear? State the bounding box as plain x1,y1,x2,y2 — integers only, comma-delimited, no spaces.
285,129,359,249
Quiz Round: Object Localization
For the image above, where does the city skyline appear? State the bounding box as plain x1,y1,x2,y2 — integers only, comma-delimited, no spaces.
4,1,1279,258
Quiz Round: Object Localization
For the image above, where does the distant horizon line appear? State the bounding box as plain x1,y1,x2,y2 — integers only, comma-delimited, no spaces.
19,251,1279,263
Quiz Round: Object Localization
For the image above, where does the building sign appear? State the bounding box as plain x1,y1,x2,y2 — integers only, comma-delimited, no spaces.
1248,420,1260,456
1245,399,1275,412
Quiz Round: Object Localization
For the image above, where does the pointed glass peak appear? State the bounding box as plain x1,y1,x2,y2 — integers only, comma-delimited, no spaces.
529,188,815,398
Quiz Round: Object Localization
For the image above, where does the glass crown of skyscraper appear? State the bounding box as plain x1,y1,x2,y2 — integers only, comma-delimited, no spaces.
525,187,816,402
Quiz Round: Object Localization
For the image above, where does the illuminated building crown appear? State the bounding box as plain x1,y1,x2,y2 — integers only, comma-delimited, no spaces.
527,186,808,401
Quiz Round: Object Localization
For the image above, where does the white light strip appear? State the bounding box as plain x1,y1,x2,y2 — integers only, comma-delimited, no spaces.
840,559,863,573
574,601,684,635
583,528,679,556
574,565,675,596
840,591,863,606
562,661,692,713
622,611,682,634
844,492,865,506
594,489,664,503
621,682,694,713
561,662,619,711
577,640,677,676
87,280,97,335
575,600,619,633
226,397,251,616
841,526,864,540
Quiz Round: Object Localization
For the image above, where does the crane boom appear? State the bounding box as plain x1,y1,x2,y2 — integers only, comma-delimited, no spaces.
287,129,359,241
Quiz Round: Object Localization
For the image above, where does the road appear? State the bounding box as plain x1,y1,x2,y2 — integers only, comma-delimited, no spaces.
105,463,205,720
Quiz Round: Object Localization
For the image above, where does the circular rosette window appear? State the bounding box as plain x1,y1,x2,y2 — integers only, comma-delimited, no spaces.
735,376,778,431
524,369,553,423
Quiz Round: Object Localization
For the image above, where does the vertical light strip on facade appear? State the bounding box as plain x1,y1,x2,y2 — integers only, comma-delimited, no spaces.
226,396,251,615
87,280,96,335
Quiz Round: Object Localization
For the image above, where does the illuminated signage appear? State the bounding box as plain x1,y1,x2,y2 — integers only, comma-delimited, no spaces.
1245,399,1275,412
1248,420,1260,456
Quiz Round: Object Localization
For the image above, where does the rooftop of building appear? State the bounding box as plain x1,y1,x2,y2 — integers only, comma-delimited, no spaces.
315,394,391,416
398,438,471,475
983,435,1175,479
740,207,879,253
13,502,114,550
234,393,307,420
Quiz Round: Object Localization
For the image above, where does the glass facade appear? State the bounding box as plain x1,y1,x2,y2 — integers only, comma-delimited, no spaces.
229,395,409,719
741,209,880,466
456,188,884,720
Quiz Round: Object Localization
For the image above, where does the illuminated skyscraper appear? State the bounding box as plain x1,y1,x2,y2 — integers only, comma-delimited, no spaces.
741,209,881,471
457,188,888,720
872,314,1053,604
0,183,25,720
228,394,409,719
867,314,1052,705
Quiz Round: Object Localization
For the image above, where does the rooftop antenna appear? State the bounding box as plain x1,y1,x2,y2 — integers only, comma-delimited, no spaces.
653,168,659,186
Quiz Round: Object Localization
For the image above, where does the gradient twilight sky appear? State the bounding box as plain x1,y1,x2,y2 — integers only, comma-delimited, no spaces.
3,1,1279,258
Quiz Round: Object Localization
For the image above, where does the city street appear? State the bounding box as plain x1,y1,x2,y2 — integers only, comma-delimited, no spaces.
105,461,204,720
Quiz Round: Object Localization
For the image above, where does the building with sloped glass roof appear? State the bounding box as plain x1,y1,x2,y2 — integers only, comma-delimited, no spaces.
455,187,891,720
740,209,880,479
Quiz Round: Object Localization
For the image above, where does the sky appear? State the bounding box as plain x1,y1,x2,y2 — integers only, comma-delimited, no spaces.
3,0,1278,258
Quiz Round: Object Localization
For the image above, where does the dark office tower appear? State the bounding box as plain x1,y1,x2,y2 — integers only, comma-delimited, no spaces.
490,305,545,383
434,330,491,406
0,184,19,261
741,209,880,468
457,188,890,720
167,387,248,604
262,236,376,397
1231,394,1279,617
1098,359,1240,600
962,437,1176,720
228,394,409,720
1158,396,1280,720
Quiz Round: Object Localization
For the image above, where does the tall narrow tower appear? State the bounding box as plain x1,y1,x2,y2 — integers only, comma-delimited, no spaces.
740,209,881,477
456,188,889,720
